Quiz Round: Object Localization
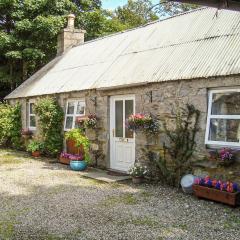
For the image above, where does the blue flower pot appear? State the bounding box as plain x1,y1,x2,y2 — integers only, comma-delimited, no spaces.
70,160,87,171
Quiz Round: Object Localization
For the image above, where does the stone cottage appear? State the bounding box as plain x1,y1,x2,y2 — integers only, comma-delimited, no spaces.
5,8,240,174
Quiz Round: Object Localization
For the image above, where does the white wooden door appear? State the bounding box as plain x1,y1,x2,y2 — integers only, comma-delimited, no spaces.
110,95,135,172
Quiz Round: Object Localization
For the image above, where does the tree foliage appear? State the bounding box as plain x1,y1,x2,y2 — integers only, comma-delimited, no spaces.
0,102,22,148
156,0,199,17
0,0,102,98
114,0,159,29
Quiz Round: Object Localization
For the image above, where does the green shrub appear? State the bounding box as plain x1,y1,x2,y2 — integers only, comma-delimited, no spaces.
0,103,22,148
35,97,64,156
26,140,44,153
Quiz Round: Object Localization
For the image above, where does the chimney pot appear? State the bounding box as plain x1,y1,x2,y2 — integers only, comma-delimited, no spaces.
67,14,75,29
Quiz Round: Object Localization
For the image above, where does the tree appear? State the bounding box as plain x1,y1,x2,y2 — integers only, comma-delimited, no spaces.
0,0,103,98
155,0,199,17
114,0,159,29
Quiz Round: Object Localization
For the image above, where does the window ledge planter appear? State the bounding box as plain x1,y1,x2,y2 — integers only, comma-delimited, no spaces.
193,185,240,207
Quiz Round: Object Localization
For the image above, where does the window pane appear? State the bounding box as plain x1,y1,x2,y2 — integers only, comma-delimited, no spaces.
30,116,36,128
115,101,123,138
76,101,85,115
212,92,240,115
29,103,34,114
209,119,240,143
65,116,73,129
125,100,134,138
67,102,75,114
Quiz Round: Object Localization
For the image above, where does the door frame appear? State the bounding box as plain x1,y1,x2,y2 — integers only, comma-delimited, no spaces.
110,95,135,172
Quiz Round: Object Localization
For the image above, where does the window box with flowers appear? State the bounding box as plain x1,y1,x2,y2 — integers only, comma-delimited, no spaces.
126,113,159,135
193,176,240,206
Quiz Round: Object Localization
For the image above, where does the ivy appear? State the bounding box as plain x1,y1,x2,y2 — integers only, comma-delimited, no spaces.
35,97,64,157
0,102,22,149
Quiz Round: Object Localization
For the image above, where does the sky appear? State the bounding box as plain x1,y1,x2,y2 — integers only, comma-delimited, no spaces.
102,0,160,10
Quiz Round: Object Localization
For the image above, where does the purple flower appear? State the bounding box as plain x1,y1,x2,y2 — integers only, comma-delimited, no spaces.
216,182,221,190
60,152,83,161
233,183,239,192
206,179,212,187
199,178,205,186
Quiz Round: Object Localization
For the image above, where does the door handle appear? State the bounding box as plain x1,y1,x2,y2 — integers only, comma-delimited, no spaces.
112,129,115,137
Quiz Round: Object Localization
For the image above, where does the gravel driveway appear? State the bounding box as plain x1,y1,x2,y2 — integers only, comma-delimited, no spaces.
0,149,239,240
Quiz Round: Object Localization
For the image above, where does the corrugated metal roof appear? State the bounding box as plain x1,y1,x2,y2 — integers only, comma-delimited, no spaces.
6,7,240,99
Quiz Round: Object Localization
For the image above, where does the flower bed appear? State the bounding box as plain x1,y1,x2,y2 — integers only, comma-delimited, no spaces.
193,176,240,206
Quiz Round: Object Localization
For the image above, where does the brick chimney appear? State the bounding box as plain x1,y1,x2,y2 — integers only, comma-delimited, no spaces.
57,14,86,55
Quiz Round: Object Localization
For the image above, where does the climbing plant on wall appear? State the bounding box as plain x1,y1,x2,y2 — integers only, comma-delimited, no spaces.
0,102,22,148
147,104,200,187
35,97,64,156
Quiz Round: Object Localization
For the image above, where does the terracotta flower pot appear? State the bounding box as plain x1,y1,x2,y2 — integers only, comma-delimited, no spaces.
132,176,144,184
66,139,84,156
193,185,240,207
32,151,40,158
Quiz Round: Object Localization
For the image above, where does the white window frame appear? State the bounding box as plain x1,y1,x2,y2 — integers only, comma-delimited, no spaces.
205,88,240,147
64,99,85,131
28,101,36,131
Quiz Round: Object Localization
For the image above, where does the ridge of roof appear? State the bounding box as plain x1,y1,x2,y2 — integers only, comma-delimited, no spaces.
72,7,209,49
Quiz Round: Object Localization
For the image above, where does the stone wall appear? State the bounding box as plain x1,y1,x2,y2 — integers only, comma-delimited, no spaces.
11,75,240,179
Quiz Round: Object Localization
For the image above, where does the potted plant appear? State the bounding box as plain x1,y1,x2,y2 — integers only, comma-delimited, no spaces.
75,114,98,130
193,176,240,206
126,113,159,135
129,163,148,184
69,153,88,171
59,152,71,165
65,129,91,171
64,129,84,154
219,148,234,166
27,140,44,157
84,114,97,129
208,148,238,167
